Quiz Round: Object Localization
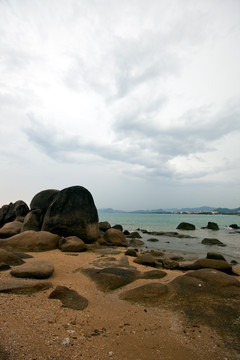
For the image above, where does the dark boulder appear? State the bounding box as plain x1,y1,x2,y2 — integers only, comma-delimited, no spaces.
125,248,138,257
112,224,123,232
49,285,88,310
201,238,226,246
127,231,142,238
206,252,226,261
41,186,99,243
21,209,43,232
204,222,219,230
0,201,29,225
98,221,111,232
176,222,195,230
229,224,240,229
30,189,59,214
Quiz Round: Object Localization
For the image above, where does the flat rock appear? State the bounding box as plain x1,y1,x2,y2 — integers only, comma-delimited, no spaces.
178,258,232,273
0,230,62,252
10,260,54,279
83,267,139,291
134,253,160,267
141,270,167,279
0,279,52,294
119,283,169,306
0,249,24,266
49,285,88,310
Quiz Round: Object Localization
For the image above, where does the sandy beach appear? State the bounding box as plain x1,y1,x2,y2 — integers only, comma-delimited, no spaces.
1,247,239,360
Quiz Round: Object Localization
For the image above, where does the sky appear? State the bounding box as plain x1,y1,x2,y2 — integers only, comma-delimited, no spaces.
0,0,240,211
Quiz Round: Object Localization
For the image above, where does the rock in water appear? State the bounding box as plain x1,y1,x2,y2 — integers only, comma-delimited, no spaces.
41,186,99,243
176,222,195,230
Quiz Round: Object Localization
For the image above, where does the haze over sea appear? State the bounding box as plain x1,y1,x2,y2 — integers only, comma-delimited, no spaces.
99,212,240,263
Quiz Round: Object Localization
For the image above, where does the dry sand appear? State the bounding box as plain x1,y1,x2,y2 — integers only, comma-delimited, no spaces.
0,248,239,360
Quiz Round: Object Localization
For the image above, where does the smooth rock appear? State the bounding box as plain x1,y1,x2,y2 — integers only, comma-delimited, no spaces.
103,228,128,247
179,258,232,273
0,230,62,252
59,236,86,252
201,238,226,246
10,260,54,279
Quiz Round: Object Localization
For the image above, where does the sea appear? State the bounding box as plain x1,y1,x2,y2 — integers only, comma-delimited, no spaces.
98,212,240,263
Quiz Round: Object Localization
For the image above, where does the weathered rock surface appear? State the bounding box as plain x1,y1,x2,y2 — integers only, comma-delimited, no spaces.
176,222,195,230
0,279,52,294
49,286,88,310
128,239,144,247
201,238,226,246
119,269,240,350
120,283,169,305
41,186,99,243
0,220,23,238
30,189,59,213
178,258,232,273
83,267,138,291
59,236,86,252
0,201,29,226
0,249,24,266
0,230,61,252
21,209,43,232
10,260,54,279
103,228,128,247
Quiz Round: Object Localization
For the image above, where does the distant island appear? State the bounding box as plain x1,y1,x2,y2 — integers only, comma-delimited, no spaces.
98,206,240,215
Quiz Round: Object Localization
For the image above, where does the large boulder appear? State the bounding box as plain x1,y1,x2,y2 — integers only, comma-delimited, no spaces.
103,228,128,246
10,260,54,279
30,189,59,213
176,222,195,230
21,209,43,232
0,201,29,226
0,230,61,252
41,186,99,243
0,220,22,238
203,222,219,230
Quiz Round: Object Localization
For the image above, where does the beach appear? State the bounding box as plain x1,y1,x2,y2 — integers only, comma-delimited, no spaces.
1,247,240,360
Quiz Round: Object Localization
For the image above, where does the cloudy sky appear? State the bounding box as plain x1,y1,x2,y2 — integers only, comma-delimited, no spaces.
0,0,240,211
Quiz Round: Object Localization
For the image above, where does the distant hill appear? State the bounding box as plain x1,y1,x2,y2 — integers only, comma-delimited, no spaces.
98,206,240,214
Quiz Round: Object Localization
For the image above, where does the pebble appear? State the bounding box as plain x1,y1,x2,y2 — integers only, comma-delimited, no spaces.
61,337,70,347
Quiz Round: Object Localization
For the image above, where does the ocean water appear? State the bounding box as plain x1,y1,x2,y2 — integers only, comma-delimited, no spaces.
98,212,240,262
